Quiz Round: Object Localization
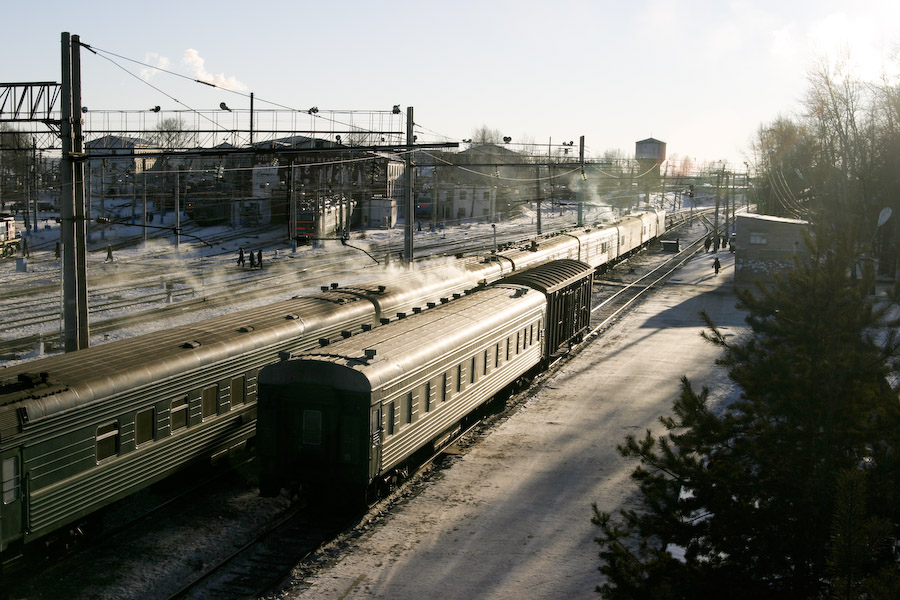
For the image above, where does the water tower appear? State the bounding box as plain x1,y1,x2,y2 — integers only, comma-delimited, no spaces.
635,137,666,177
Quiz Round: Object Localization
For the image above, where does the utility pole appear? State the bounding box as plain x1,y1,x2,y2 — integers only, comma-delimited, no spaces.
60,32,90,351
403,106,415,265
714,168,722,252
31,137,38,231
534,164,542,236
577,135,584,227
142,158,148,243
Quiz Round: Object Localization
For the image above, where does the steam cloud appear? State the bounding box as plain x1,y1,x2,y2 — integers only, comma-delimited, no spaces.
183,48,247,91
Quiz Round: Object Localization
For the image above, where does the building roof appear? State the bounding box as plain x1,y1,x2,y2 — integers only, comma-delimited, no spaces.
737,213,808,226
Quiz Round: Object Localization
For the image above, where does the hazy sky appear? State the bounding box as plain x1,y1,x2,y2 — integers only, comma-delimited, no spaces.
4,0,899,166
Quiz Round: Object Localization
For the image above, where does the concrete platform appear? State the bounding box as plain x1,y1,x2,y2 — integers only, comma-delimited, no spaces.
282,249,745,600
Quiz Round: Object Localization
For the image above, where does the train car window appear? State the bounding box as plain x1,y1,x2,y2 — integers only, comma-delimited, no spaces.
135,408,155,446
470,357,476,384
2,456,19,504
456,365,462,393
201,385,218,419
442,373,449,402
406,392,414,425
483,350,489,376
302,410,322,445
516,331,521,354
171,396,189,431
530,324,535,346
506,338,511,361
231,376,245,407
495,343,501,368
96,421,120,462
387,402,396,435
424,382,432,412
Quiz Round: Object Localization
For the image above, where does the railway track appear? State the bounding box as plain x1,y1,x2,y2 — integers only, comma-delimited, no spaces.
588,217,711,336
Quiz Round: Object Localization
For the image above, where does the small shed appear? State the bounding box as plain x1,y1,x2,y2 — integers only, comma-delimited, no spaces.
734,213,809,285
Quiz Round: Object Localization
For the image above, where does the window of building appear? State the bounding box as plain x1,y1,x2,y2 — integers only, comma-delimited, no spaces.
171,396,188,431
201,385,218,419
96,421,120,461
2,457,19,505
750,232,767,245
231,376,245,406
135,408,155,446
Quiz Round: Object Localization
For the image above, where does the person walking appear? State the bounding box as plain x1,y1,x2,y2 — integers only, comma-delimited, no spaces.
249,251,256,269
256,249,263,269
713,257,721,275
237,247,245,267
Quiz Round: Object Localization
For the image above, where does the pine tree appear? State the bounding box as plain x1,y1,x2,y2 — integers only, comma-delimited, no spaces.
594,233,900,599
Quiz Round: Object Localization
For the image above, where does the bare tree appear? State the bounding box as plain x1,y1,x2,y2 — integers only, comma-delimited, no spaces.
471,125,503,145
151,117,193,150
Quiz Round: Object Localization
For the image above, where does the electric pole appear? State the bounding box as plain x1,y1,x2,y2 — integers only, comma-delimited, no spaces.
403,106,415,265
60,31,90,351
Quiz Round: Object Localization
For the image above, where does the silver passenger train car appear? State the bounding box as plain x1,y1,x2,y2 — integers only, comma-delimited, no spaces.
257,259,595,502
0,210,663,559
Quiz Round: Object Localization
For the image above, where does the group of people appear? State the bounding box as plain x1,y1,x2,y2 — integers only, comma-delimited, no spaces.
237,247,264,269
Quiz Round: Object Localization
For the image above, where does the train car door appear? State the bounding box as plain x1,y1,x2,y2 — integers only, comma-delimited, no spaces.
0,449,24,553
369,406,382,482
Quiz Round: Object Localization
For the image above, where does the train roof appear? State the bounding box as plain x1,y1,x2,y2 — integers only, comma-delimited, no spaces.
261,284,545,394
499,259,592,294
0,292,368,415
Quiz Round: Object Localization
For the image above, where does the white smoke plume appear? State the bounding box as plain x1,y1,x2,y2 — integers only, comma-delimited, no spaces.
183,48,248,92
141,52,170,81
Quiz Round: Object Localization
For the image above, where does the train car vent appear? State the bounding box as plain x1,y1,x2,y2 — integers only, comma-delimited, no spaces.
331,282,339,289
377,285,387,293
453,293,462,299
479,279,488,287
397,312,407,319
380,318,390,325
365,349,377,360
320,286,329,292
181,340,201,349
18,372,50,388
341,330,352,338
440,297,449,304
285,314,300,320
318,338,330,347
427,302,436,309
361,323,373,331
237,325,255,333
412,307,422,314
